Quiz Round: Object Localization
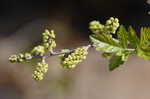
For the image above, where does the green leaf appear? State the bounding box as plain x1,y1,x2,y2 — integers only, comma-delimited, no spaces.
116,50,132,61
136,48,150,60
127,26,140,48
109,55,124,71
137,27,150,60
117,25,128,48
90,34,120,47
140,27,150,47
90,34,133,71
102,52,113,58
90,35,123,53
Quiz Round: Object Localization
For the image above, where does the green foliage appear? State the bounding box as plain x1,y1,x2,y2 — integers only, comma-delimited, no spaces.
117,25,128,48
127,26,140,48
109,55,124,71
90,35,123,53
136,27,150,60
136,48,150,60
102,52,113,58
89,18,149,71
90,34,133,71
139,27,150,47
91,34,120,47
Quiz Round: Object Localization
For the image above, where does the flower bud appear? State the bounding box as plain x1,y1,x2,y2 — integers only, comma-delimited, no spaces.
32,71,44,81
9,55,18,63
24,53,32,60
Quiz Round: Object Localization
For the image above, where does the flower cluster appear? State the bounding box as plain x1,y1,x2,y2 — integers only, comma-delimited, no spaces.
31,45,45,56
105,17,119,34
60,47,88,69
32,62,48,81
42,29,56,52
89,21,104,34
89,17,119,35
9,29,56,81
9,53,32,63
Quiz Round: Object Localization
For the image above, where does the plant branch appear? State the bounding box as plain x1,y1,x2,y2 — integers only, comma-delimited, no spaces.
50,44,92,56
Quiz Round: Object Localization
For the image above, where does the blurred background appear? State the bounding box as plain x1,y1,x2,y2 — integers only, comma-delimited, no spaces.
0,0,150,99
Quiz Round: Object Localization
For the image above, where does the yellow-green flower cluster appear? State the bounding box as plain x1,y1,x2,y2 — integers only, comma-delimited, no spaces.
9,53,32,63
42,29,56,52
9,29,56,63
32,62,48,81
9,55,18,63
8,29,57,81
9,45,45,63
31,45,45,56
89,21,104,34
60,47,88,69
89,17,119,35
105,17,119,34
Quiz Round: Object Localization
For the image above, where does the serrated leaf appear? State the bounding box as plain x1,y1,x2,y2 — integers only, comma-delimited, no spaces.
136,48,150,60
136,27,150,60
127,26,140,48
117,25,128,48
109,55,124,71
90,35,123,53
91,34,120,47
90,35,133,71
140,27,150,47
